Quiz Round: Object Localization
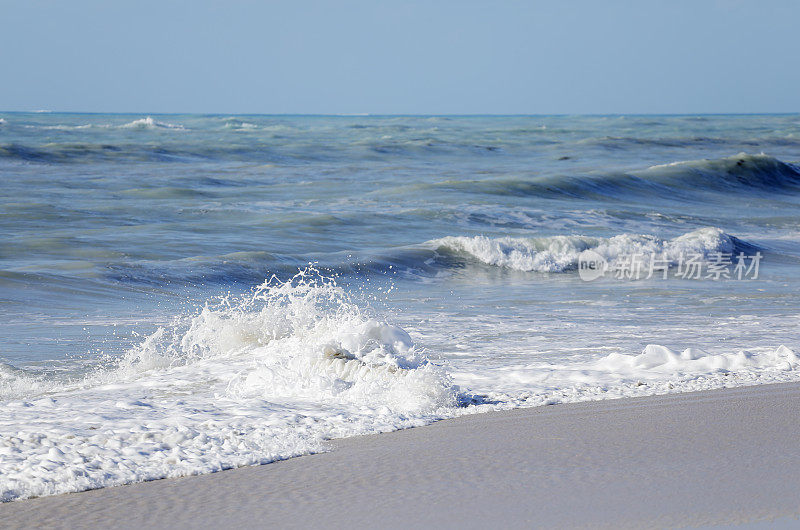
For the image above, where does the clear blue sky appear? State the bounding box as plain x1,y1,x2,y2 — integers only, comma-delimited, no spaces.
1,0,797,114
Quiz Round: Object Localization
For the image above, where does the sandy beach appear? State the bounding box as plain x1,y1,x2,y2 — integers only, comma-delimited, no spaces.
2,382,799,529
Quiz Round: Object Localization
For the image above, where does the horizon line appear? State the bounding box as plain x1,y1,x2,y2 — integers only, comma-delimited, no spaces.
1,111,798,117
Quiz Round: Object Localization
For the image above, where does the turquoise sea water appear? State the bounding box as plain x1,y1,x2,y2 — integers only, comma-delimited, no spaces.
2,113,800,500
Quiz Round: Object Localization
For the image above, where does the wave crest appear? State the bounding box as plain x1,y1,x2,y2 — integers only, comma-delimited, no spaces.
644,153,800,190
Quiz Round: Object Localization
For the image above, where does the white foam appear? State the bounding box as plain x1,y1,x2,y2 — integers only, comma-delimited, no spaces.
451,344,800,410
431,227,738,272
119,117,185,130
596,344,800,373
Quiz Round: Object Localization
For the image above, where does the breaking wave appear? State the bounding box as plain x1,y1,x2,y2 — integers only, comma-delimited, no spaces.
0,269,457,501
100,227,763,288
430,227,757,273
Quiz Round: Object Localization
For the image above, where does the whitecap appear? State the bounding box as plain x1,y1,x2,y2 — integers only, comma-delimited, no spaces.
119,117,185,130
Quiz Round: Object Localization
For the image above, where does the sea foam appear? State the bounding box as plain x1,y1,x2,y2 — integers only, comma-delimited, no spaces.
455,343,800,410
596,344,800,373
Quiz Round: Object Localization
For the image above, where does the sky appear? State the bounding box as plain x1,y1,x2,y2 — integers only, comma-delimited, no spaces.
1,0,798,114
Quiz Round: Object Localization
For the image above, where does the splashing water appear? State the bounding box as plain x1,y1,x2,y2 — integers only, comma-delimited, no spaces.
0,269,457,502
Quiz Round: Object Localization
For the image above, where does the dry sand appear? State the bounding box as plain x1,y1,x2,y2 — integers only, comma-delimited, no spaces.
3,382,800,529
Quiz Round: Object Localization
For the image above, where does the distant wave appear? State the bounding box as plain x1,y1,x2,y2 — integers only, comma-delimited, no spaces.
1,137,798,204
0,141,282,164
222,117,259,130
436,154,800,201
23,123,93,131
4,115,800,191
118,117,185,130
11,117,187,132
0,142,197,163
581,135,755,149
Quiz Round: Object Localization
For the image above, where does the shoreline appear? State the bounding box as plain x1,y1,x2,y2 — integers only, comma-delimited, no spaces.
3,382,800,528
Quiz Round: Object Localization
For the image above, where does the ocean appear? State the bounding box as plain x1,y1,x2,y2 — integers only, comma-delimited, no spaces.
2,112,800,500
